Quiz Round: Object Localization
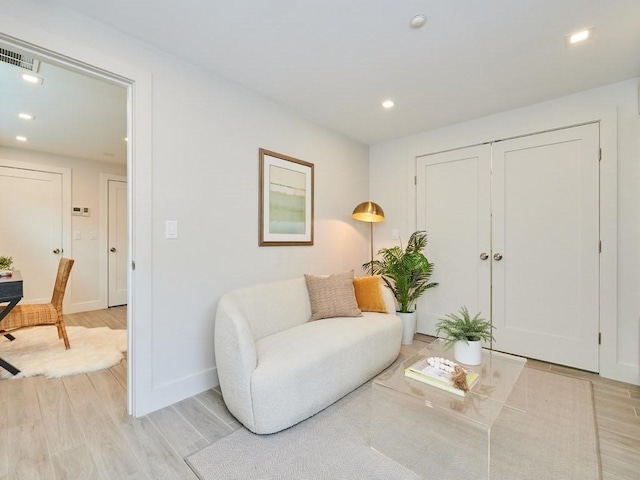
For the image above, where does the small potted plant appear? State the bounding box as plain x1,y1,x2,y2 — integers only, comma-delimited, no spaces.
364,231,438,344
0,255,14,276
435,306,495,365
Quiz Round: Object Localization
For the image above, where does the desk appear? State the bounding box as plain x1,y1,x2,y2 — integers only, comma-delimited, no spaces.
0,271,23,375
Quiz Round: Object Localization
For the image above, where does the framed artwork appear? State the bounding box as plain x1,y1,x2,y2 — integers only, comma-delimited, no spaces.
259,148,314,246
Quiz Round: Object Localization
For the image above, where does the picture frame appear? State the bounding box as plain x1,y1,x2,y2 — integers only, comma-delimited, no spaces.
259,148,314,246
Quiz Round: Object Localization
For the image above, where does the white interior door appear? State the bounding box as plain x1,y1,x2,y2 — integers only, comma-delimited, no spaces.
416,145,492,335
0,166,63,303
108,179,128,307
492,123,600,371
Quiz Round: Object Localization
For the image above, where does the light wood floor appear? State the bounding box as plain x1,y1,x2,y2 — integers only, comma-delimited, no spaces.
1,311,638,479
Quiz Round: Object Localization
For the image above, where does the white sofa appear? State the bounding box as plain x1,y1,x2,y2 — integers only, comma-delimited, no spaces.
214,276,402,434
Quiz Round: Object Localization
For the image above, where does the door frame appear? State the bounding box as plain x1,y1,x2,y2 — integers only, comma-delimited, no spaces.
101,173,127,309
0,29,154,416
408,110,621,382
415,123,603,369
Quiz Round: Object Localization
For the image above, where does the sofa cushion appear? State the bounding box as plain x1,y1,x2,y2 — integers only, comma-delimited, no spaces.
304,270,362,321
251,313,402,433
353,276,387,313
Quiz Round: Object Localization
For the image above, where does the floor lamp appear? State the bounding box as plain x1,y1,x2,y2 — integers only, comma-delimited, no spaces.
352,201,385,274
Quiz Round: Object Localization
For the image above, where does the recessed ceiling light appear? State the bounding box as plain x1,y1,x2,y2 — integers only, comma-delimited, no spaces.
16,135,28,142
21,73,44,85
409,14,427,29
382,100,395,109
566,27,594,45
18,113,35,120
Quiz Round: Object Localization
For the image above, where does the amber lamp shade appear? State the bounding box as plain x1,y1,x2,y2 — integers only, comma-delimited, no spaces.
352,201,385,274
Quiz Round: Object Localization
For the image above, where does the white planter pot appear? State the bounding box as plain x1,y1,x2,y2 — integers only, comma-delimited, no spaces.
454,339,482,365
397,311,417,345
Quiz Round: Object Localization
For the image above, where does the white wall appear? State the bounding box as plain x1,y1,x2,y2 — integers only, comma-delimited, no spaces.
0,147,126,312
148,63,371,391
370,78,640,385
0,3,371,415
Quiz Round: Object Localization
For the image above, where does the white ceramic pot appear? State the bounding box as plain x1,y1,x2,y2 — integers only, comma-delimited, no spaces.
454,339,482,365
397,311,417,345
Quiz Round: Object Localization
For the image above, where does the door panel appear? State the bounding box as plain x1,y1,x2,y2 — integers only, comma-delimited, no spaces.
492,123,600,371
416,145,492,335
0,167,63,303
108,179,127,307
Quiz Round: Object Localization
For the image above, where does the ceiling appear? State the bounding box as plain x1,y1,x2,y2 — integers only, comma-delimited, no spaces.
1,1,639,164
0,52,127,164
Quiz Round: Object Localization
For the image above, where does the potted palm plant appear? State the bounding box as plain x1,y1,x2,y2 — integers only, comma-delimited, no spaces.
363,231,437,344
435,306,495,365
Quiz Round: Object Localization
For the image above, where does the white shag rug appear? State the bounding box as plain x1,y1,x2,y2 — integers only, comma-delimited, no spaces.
0,326,127,379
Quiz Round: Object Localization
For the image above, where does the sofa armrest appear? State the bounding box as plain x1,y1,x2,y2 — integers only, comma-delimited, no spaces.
214,294,258,430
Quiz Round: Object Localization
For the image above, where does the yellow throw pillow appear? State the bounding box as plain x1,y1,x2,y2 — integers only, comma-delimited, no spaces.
353,276,387,313
304,270,362,321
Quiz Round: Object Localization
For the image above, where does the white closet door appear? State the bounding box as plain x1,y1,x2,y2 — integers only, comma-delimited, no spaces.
492,123,600,371
0,166,63,303
416,145,492,335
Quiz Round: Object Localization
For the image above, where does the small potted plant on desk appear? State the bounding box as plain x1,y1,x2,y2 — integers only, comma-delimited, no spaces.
364,231,438,345
435,306,495,365
0,256,14,277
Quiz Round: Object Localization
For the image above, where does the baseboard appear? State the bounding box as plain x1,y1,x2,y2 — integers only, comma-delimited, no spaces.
131,366,219,417
600,362,640,386
67,300,107,314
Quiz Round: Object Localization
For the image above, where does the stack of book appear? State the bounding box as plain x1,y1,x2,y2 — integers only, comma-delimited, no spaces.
404,356,479,397
0,270,13,277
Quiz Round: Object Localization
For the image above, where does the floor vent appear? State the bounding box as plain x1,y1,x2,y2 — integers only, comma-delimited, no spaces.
0,48,40,72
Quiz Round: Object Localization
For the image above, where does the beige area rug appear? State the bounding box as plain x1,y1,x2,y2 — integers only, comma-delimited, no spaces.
186,368,600,480
0,326,127,379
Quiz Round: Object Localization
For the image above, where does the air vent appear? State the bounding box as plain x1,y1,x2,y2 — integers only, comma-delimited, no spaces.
0,48,40,72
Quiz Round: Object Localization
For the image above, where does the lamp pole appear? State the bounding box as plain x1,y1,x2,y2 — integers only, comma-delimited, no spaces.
369,221,374,274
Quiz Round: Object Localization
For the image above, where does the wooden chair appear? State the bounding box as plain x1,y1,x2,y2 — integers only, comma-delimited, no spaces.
1,258,75,349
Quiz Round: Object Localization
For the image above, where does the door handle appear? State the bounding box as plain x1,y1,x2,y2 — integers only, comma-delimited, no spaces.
479,253,489,260
110,247,117,253
53,249,61,254
493,253,503,261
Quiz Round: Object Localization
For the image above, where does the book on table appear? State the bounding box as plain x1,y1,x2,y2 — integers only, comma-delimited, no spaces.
404,357,479,397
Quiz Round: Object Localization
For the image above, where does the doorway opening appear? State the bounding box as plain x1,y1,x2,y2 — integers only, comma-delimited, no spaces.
0,34,134,410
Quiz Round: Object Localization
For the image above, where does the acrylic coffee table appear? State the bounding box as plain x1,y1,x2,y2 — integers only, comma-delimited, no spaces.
371,339,527,479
